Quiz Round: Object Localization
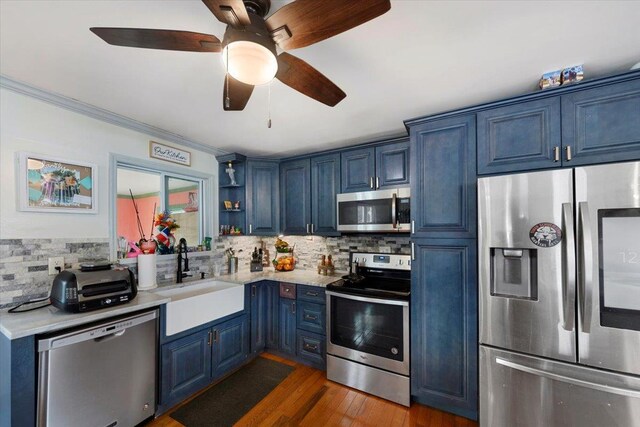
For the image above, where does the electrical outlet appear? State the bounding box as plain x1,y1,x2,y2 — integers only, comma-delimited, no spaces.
48,257,65,275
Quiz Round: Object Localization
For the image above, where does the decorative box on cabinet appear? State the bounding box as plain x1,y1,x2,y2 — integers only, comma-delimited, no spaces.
409,114,477,238
561,78,640,166
477,97,561,174
246,160,280,236
410,238,478,420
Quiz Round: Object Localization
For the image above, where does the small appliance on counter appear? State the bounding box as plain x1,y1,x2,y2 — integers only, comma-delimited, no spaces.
250,247,263,272
50,266,137,313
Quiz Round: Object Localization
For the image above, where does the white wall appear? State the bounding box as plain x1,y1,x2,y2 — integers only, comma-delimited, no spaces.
0,88,217,239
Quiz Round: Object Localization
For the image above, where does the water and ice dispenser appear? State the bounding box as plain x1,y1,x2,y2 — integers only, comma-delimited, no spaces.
490,248,538,300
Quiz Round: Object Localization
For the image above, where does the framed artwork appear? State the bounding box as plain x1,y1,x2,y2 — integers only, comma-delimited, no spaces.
18,153,97,213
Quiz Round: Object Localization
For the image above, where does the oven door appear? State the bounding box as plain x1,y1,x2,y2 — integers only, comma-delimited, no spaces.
326,291,409,375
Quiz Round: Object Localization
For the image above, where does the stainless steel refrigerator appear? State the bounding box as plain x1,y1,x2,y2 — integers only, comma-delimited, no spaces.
478,161,640,427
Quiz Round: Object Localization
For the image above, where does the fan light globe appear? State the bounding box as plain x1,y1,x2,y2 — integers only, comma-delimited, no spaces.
222,41,277,86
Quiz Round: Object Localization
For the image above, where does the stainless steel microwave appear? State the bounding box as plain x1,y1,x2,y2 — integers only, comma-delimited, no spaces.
336,188,410,232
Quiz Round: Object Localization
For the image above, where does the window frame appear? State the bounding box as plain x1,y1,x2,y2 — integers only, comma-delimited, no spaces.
110,154,216,261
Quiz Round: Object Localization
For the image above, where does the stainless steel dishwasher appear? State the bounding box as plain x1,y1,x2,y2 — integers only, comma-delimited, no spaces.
37,310,158,427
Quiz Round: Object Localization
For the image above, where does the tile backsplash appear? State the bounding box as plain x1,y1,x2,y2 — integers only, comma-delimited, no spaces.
0,234,410,308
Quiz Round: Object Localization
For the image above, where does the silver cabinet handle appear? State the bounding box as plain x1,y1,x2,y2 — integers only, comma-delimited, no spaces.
554,146,561,162
561,203,576,332
411,220,415,234
291,302,296,314
376,176,380,189
249,224,252,234
306,224,310,234
208,331,212,346
565,145,572,161
213,329,218,343
495,357,640,398
304,314,318,321
411,242,415,261
251,284,256,297
578,201,593,332
305,291,318,297
369,176,374,189
311,223,314,234
304,343,318,351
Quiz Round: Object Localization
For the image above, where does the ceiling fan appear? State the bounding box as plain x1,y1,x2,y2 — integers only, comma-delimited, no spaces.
90,0,391,111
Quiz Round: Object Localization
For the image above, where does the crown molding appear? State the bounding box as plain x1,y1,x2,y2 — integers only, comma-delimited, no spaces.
0,74,227,156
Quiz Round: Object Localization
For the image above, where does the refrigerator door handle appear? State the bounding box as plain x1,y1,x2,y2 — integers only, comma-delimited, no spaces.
561,203,576,331
495,357,640,399
577,201,594,333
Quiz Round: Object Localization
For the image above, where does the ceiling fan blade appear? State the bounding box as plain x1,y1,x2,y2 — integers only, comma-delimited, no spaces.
276,53,346,107
265,0,390,51
223,74,254,111
90,28,221,52
202,0,251,28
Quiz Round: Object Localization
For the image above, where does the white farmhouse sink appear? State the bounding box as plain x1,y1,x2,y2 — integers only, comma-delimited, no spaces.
156,280,244,336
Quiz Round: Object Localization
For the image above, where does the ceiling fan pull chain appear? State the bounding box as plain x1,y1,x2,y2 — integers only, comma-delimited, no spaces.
267,82,272,128
224,47,230,109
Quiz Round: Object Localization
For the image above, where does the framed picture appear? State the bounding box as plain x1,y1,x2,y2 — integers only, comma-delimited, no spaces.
223,200,233,210
149,141,191,166
18,152,97,213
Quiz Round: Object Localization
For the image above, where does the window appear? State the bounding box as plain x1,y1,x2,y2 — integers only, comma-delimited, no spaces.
113,156,213,259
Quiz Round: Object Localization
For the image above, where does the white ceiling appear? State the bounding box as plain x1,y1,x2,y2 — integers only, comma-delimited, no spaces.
2,1,640,158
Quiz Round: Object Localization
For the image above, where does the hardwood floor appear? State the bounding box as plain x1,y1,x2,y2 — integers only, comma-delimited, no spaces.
148,353,478,427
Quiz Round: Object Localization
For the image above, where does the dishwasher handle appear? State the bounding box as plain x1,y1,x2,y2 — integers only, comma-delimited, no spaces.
38,310,157,352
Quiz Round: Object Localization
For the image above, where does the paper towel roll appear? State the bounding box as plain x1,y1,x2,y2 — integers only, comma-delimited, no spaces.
137,254,157,290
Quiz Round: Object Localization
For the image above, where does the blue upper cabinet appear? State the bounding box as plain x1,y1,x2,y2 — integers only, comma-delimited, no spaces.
562,78,640,166
246,160,279,236
341,140,411,193
477,97,561,175
375,140,410,189
409,114,477,238
280,159,311,235
341,147,375,192
310,153,341,236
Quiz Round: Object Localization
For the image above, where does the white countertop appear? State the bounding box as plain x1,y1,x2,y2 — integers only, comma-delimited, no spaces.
0,269,341,340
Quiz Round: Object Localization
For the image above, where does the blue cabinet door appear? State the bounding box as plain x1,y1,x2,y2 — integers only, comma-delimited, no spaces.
296,329,326,370
341,147,375,193
375,140,410,189
562,78,640,166
160,328,212,407
410,114,477,238
246,160,279,236
212,315,249,380
249,283,267,354
280,159,311,235
410,238,478,420
278,299,296,355
311,153,340,236
266,281,280,350
477,97,561,175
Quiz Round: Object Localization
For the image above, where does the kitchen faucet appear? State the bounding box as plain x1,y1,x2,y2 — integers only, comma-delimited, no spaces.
177,238,191,283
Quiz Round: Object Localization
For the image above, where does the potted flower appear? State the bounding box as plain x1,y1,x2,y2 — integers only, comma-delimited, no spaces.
154,211,180,254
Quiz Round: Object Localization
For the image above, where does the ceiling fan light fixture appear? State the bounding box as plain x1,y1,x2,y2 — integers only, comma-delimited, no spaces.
222,40,277,86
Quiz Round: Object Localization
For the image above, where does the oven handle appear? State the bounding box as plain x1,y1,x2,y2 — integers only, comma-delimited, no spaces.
392,192,397,229
326,290,409,307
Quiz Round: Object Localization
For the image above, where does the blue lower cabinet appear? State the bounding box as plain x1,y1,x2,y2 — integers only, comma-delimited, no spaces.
266,282,280,350
296,330,326,370
279,299,297,356
249,283,267,354
296,301,325,335
212,314,249,380
160,328,212,408
411,238,478,420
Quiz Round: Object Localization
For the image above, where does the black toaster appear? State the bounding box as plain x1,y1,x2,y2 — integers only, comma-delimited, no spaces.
50,268,137,313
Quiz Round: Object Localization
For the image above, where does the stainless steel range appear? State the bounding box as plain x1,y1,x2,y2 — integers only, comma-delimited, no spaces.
326,252,411,406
